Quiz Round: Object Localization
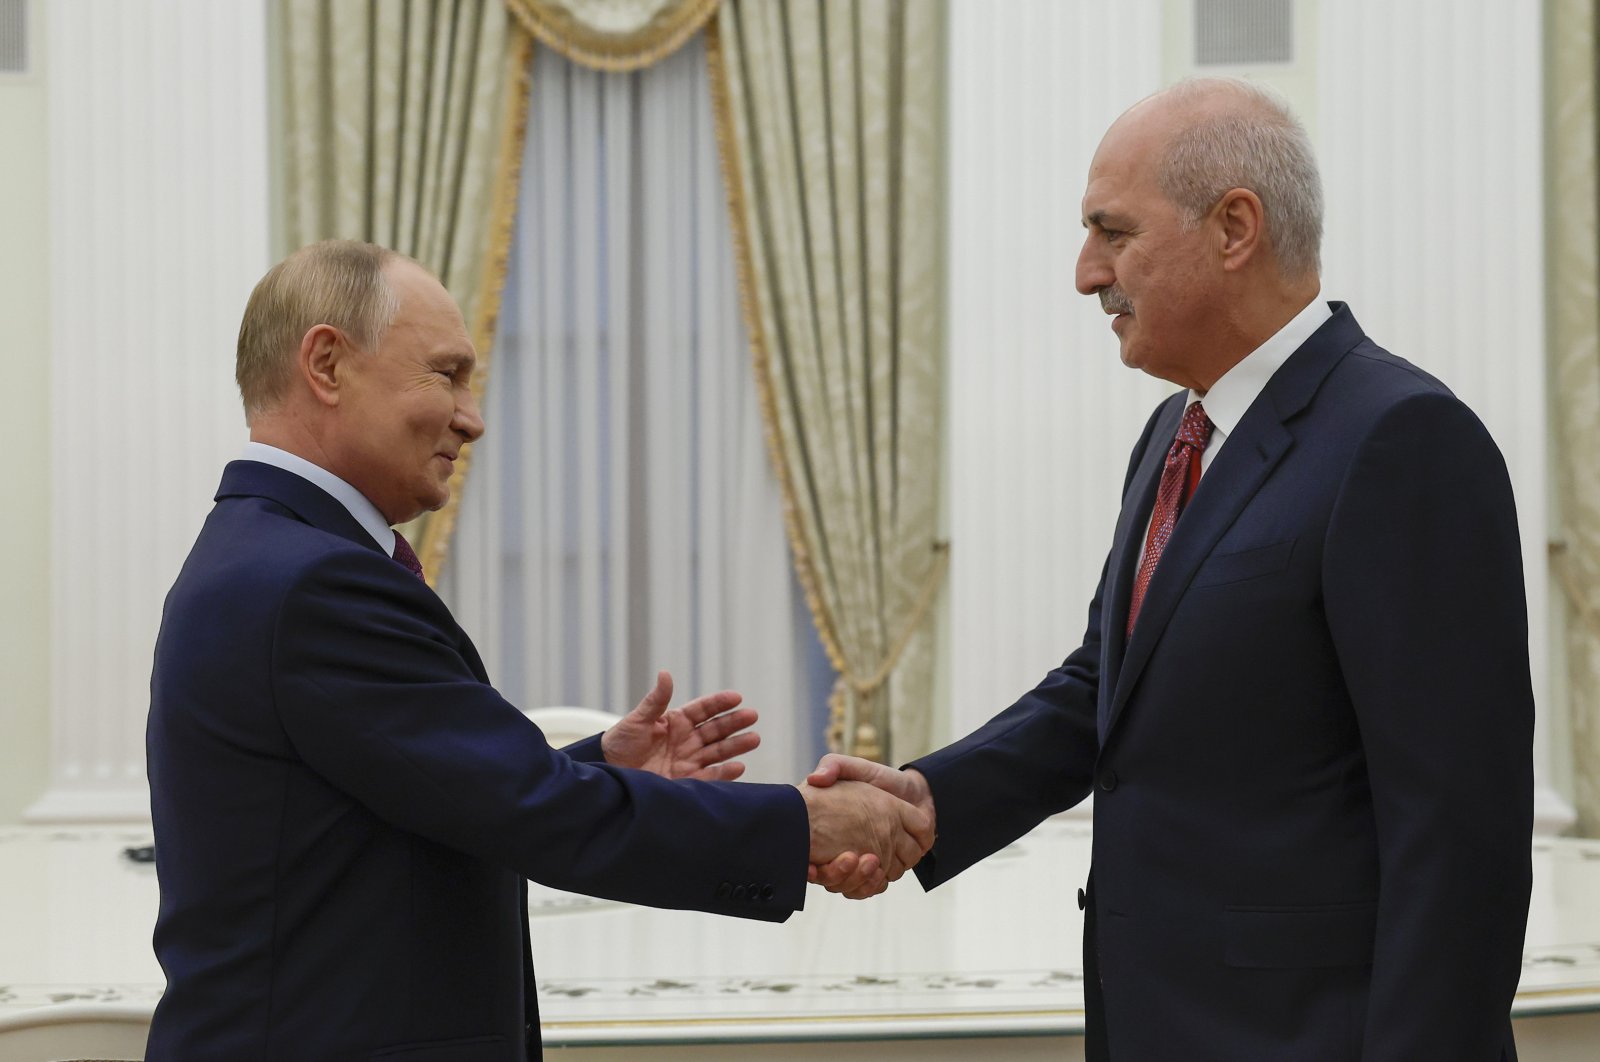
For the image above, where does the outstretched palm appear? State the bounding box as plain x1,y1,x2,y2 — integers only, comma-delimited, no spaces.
601,671,761,781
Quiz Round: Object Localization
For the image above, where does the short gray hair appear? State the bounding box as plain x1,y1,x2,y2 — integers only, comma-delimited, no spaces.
235,239,403,418
1153,78,1323,279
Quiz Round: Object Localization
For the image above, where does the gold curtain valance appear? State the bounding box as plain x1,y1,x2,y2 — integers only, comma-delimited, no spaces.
504,0,719,70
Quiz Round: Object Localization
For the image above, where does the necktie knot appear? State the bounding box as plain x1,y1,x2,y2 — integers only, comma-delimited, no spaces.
1175,400,1214,450
392,531,425,582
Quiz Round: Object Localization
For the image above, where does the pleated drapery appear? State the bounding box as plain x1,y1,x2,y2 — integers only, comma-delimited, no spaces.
439,38,821,781
279,0,530,579
1547,0,1600,836
276,0,947,765
707,0,946,764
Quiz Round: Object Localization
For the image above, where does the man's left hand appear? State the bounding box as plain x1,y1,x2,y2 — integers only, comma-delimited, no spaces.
601,670,760,781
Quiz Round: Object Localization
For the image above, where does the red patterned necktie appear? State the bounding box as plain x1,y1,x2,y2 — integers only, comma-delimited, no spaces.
391,530,426,582
1126,401,1213,636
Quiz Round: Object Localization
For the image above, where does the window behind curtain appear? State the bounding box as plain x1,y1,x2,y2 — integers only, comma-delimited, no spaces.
439,37,829,782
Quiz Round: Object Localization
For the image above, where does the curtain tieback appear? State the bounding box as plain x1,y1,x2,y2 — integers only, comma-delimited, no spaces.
826,541,952,758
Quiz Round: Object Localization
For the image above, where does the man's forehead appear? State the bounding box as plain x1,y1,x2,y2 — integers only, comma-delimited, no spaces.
387,261,456,308
1079,123,1162,218
386,263,468,324
1080,164,1137,223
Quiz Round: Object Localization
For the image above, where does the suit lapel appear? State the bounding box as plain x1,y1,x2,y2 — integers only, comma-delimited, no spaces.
1101,303,1365,742
1105,413,1294,736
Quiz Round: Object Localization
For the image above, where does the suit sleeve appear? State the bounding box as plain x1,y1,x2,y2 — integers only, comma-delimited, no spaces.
268,553,810,922
561,733,606,763
1323,391,1533,1060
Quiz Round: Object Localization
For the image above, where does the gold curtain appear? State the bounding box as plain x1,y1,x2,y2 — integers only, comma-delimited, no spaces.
279,0,532,580
707,0,946,764
506,0,718,70
1548,0,1600,836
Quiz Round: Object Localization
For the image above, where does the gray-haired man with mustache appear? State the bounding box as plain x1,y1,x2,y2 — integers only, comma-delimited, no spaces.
809,77,1533,1062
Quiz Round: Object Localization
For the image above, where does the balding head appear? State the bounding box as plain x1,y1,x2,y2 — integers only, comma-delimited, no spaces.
1117,78,1323,280
1077,78,1324,390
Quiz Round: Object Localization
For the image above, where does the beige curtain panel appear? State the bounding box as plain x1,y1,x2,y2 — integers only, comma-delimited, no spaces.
1548,0,1600,837
279,0,532,579
506,0,718,70
708,0,946,764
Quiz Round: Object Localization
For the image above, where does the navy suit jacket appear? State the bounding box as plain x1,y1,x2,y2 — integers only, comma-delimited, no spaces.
146,461,808,1061
911,305,1533,1061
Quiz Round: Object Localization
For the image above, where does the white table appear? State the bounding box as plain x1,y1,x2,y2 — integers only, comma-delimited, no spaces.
2,821,1598,1060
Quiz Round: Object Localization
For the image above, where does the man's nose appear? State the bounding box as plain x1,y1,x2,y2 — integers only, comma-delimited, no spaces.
1076,237,1109,296
455,391,486,441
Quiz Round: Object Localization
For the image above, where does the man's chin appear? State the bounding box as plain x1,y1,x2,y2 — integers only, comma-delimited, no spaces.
390,493,448,528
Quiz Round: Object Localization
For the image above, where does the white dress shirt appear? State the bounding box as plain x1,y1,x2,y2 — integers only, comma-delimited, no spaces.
240,441,396,554
1134,296,1333,567
1190,294,1333,471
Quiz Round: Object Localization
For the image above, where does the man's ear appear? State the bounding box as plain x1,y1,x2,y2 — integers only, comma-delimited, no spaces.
298,324,346,408
1214,187,1265,272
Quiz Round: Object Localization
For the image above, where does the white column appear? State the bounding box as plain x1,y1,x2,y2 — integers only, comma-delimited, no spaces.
29,0,269,821
945,0,1570,832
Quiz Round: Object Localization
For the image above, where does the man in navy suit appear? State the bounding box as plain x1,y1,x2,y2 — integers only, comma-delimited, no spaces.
146,240,932,1060
810,78,1533,1060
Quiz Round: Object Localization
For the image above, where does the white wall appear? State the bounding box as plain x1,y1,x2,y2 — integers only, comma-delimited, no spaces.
25,0,270,821
943,0,1571,830
945,0,1170,724
0,0,52,822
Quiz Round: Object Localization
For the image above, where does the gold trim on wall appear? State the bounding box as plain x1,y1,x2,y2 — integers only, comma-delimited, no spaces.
505,0,719,72
417,27,538,584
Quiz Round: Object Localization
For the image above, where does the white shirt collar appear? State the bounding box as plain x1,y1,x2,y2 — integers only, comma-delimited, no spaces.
1189,294,1333,449
240,441,396,553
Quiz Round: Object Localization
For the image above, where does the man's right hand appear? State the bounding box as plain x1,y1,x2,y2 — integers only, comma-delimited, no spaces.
797,778,933,899
804,755,937,899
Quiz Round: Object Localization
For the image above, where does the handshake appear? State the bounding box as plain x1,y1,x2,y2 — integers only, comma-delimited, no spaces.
597,674,934,901
798,754,937,901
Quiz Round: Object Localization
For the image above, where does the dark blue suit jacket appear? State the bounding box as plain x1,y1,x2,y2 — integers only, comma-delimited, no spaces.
912,305,1533,1061
146,461,808,1061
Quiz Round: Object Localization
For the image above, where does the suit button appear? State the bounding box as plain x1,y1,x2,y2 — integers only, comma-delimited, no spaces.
747,881,760,899
1097,769,1118,792
1077,888,1087,911
760,884,775,902
716,882,732,900
733,884,748,901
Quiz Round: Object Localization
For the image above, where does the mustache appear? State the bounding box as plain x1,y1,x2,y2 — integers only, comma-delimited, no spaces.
1099,287,1133,315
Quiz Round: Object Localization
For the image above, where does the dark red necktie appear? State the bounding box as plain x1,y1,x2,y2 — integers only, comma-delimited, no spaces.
392,531,426,582
1126,401,1213,636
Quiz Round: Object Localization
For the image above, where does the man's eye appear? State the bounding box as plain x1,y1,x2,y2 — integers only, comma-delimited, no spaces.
1102,229,1126,242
